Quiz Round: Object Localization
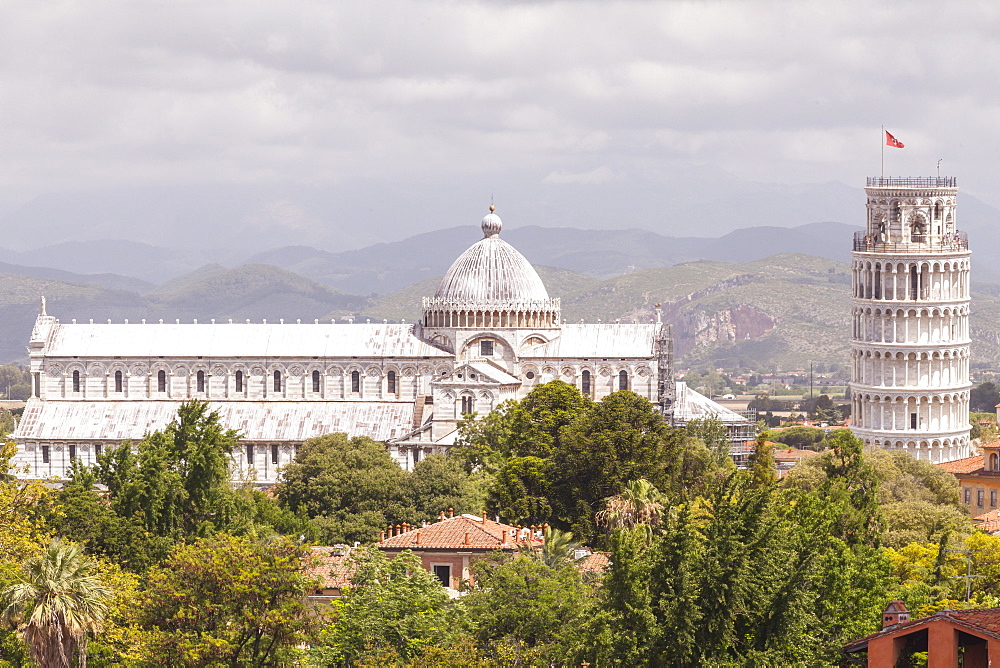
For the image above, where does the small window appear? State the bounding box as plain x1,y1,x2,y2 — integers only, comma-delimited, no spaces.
351,370,360,393
312,370,320,393
114,370,123,393
95,444,102,457
992,490,997,508
158,370,166,392
69,443,77,461
582,370,591,396
618,370,628,391
387,371,397,394
992,453,999,471
72,370,80,393
978,489,985,508
273,371,281,392
910,413,917,430
246,444,254,467
236,370,244,393
964,488,971,504
196,370,205,393
41,445,50,464
526,371,535,379
480,340,494,357
271,444,279,465
461,395,474,414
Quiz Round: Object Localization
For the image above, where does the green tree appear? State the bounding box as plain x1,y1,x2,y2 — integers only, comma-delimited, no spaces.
133,534,317,666
970,381,1000,413
491,456,555,525
1,538,112,668
405,454,485,523
459,553,594,663
684,416,731,465
769,425,826,450
552,391,679,539
308,547,450,665
518,526,581,568
95,400,241,540
276,432,410,544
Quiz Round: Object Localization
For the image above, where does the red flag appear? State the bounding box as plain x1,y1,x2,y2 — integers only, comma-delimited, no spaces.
885,130,905,148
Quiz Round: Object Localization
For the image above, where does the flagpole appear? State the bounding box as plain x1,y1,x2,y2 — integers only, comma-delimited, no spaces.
881,124,885,178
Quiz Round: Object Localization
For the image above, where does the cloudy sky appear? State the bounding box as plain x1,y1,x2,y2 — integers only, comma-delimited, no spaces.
1,1,998,251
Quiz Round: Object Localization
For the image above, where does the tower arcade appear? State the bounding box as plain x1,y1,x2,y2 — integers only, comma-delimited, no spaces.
849,176,971,463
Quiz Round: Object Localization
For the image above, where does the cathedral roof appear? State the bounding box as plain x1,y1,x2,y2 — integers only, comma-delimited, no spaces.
434,209,550,304
41,322,449,359
14,400,417,443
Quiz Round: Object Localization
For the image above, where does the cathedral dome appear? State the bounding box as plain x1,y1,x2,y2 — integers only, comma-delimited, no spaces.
434,209,550,303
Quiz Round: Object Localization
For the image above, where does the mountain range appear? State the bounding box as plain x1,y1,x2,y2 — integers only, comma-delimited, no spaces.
2,219,1000,372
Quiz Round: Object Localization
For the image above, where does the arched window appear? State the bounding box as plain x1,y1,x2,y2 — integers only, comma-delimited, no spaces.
461,395,474,415
582,370,591,396
273,371,282,392
157,370,166,393
193,370,203,393
312,370,320,393
351,370,361,393
619,370,628,391
387,371,397,394
72,370,80,393
246,444,255,467
235,370,244,393
114,370,123,393
991,453,998,471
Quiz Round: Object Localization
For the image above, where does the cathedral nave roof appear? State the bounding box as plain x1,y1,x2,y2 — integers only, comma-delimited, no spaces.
521,323,662,359
14,400,418,443
42,322,449,359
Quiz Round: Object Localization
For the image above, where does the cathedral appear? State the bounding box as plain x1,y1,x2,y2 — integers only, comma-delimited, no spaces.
12,207,678,483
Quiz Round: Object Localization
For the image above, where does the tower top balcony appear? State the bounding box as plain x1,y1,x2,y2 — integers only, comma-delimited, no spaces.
853,230,968,253
866,176,957,188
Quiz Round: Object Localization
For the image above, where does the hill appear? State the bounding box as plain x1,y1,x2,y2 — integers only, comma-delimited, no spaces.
368,253,1000,370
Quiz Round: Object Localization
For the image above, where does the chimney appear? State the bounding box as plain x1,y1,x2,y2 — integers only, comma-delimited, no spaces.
482,510,487,522
502,531,508,544
464,531,470,545
439,510,445,522
881,601,910,628
448,507,454,518
416,531,421,545
380,531,385,541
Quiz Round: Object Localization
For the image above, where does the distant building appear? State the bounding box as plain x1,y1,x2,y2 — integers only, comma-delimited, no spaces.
937,438,1000,516
377,511,543,590
844,600,1000,665
12,207,716,483
850,177,972,463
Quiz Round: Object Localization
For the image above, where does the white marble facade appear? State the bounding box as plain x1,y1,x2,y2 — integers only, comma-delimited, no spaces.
14,209,669,483
849,177,972,463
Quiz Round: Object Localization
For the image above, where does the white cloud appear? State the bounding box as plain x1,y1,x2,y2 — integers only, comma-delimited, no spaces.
543,165,619,184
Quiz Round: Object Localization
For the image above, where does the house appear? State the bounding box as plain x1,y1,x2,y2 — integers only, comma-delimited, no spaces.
844,600,1000,666
771,447,818,477
936,439,1000,516
305,545,356,604
377,510,543,590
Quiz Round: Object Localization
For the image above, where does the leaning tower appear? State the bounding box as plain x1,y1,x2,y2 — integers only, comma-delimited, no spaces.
850,176,971,463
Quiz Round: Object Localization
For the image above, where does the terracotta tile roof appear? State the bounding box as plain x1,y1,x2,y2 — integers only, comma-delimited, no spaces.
845,607,1000,651
772,448,819,461
937,455,985,475
575,551,610,574
378,514,544,551
306,546,356,590
974,509,1000,534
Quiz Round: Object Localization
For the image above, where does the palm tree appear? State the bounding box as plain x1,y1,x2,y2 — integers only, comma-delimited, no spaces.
1,538,112,668
519,526,581,568
595,478,665,541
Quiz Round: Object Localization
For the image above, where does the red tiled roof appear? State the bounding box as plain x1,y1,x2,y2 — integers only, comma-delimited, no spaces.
974,509,1000,534
575,551,610,574
772,448,819,461
846,607,1000,651
937,455,985,475
378,514,544,551
306,546,356,590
